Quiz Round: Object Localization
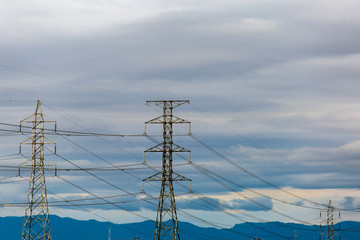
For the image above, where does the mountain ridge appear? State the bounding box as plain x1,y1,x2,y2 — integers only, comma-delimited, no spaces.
0,215,358,240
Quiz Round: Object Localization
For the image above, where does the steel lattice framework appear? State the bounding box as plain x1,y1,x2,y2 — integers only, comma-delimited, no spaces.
320,200,340,240
20,100,56,240
144,100,191,240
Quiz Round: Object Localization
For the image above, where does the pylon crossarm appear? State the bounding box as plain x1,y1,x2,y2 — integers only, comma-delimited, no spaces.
21,119,55,124
146,116,191,125
45,159,56,166
18,164,56,177
146,100,189,108
19,160,32,167
143,172,163,182
43,137,55,145
20,114,38,123
19,138,33,145
172,144,190,153
171,100,189,108
145,143,164,152
145,116,164,125
38,113,56,123
172,172,191,182
171,116,190,124
20,139,55,145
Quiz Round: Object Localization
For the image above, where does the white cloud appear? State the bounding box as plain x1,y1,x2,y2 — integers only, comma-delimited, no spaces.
192,18,280,35
0,0,186,45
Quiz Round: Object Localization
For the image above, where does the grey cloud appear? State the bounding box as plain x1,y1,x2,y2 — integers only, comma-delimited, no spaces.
177,197,221,211
342,196,355,209
222,196,273,211
3,2,360,83
198,139,360,190
176,196,273,212
1,0,360,224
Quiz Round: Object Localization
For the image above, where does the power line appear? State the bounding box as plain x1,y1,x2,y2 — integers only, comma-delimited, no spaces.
145,134,325,237
190,133,328,208
190,161,325,211
49,167,152,221
0,153,22,159
26,121,330,239
145,135,340,238
145,135,322,225
189,103,289,161
0,63,145,98
0,163,158,172
45,189,154,238
4,101,356,238
0,122,147,137
28,132,298,239
0,121,189,137
0,175,27,184
47,165,251,240
190,133,360,213
49,119,276,240
190,162,321,227
17,130,157,221
0,191,143,206
143,155,305,238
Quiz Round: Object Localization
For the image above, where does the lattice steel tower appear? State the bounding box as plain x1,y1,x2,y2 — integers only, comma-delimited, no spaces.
320,200,341,240
143,100,191,240
20,100,56,240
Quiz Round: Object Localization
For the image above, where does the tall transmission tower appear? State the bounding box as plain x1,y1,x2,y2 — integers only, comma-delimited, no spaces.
143,100,191,240
19,100,56,240
320,200,341,240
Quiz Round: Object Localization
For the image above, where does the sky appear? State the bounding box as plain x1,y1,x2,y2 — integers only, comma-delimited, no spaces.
1,0,360,232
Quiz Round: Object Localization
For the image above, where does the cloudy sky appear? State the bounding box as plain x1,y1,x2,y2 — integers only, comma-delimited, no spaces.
1,0,360,234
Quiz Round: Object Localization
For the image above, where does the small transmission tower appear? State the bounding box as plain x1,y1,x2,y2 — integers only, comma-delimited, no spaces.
320,200,341,240
19,100,56,240
143,100,191,240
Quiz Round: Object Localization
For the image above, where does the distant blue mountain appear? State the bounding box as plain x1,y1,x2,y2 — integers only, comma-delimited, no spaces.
1,215,358,240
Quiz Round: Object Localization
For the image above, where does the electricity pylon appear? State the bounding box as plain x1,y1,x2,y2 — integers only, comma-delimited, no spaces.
143,100,191,240
320,200,341,240
19,100,56,240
